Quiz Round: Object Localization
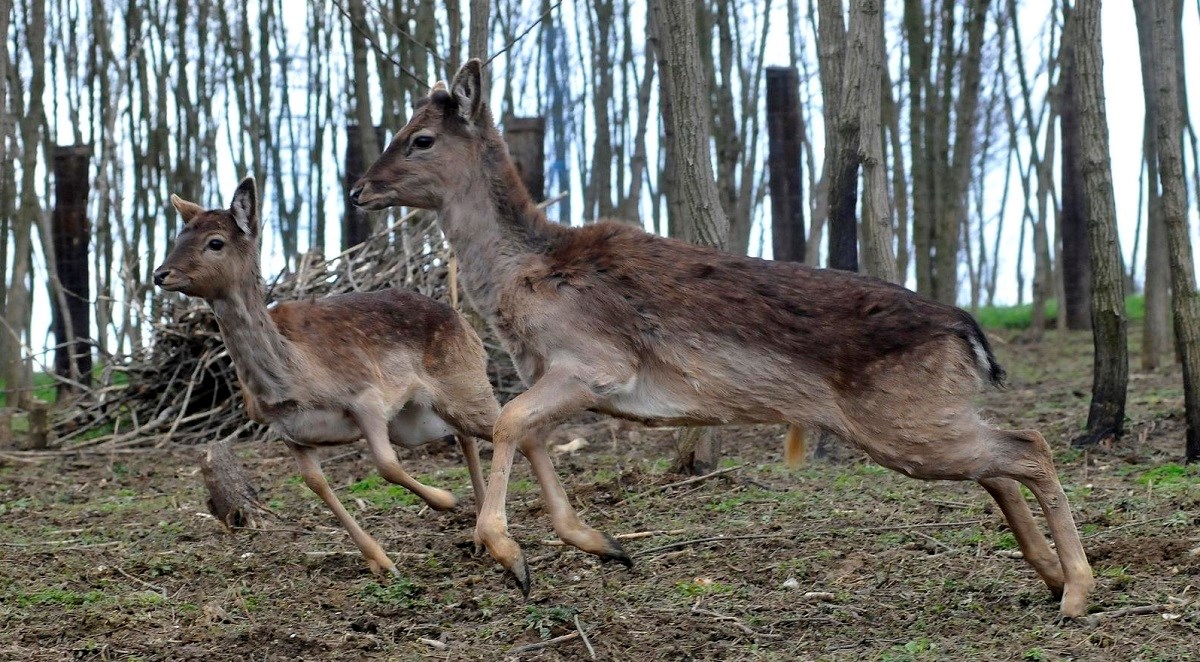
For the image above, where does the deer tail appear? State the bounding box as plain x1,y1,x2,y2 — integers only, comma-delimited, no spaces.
784,424,806,468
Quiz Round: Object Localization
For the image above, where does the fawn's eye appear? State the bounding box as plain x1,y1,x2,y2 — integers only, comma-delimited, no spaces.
208,238,225,251
413,135,434,150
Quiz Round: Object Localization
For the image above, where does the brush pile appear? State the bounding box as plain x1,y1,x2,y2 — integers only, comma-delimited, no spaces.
54,211,521,450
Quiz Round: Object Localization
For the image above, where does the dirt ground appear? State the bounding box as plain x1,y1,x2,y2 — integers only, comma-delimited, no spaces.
2,327,1199,661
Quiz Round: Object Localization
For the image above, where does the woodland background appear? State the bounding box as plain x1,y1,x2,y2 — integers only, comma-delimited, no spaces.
1,0,1200,459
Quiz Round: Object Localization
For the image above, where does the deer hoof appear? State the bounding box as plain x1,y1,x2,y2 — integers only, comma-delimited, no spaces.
598,533,633,568
508,556,532,597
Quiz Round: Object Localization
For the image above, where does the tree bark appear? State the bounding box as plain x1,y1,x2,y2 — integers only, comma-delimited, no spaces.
1059,19,1092,331
1134,0,1171,369
1151,0,1200,462
766,66,805,263
1073,0,1128,446
817,0,858,272
652,0,728,474
850,0,897,283
904,0,933,295
202,438,272,530
342,123,384,251
934,0,991,305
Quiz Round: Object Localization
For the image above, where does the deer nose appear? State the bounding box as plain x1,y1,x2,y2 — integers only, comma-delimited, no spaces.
349,183,364,204
153,268,171,286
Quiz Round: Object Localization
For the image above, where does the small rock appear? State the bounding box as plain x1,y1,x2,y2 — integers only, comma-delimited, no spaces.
803,591,835,602
781,577,801,590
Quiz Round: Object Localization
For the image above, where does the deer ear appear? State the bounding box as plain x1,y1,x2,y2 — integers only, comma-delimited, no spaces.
229,176,258,237
170,194,204,222
450,59,484,123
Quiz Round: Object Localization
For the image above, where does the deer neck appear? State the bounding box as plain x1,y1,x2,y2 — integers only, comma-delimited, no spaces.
439,140,558,321
209,281,293,406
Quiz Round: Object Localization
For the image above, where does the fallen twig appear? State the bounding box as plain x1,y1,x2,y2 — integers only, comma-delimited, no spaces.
509,631,580,655
1092,604,1171,619
113,565,168,598
540,528,688,547
615,464,747,506
574,615,596,660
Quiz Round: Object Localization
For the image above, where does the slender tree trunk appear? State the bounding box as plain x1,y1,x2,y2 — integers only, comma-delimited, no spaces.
1151,0,1200,462
1059,21,1092,331
817,0,858,271
766,66,805,263
1134,0,1171,369
653,0,728,474
849,0,896,282
1073,0,1128,446
904,0,933,295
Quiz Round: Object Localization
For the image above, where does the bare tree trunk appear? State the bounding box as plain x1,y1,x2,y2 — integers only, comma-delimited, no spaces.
342,123,383,250
1134,0,1171,369
766,66,805,263
817,0,858,272
348,0,379,237
653,0,728,474
1059,20,1092,331
202,438,272,529
1073,0,1128,446
934,0,991,305
850,0,897,282
904,0,933,295
1151,0,1200,462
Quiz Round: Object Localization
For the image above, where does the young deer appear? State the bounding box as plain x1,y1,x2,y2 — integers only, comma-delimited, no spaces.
351,60,1094,617
154,177,498,577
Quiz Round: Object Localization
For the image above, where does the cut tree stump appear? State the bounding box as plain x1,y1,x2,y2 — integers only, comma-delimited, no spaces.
201,439,273,530
22,401,51,450
0,408,14,447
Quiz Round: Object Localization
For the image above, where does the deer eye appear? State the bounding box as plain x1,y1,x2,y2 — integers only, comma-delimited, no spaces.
208,238,225,251
412,135,434,150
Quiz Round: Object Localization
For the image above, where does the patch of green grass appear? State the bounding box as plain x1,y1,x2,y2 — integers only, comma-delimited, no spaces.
994,532,1018,550
880,637,937,661
359,577,422,607
510,477,537,494
675,579,734,597
523,605,576,640
0,372,58,408
16,587,106,607
977,295,1145,330
1136,463,1200,488
1022,648,1047,661
347,474,422,508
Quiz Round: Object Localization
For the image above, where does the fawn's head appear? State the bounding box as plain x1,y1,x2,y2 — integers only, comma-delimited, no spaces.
154,176,260,300
351,59,493,211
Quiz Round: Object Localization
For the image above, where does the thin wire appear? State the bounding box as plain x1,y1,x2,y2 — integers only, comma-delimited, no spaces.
484,1,564,68
331,0,429,90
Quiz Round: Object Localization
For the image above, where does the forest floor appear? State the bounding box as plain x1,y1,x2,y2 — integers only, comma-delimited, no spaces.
2,324,1199,661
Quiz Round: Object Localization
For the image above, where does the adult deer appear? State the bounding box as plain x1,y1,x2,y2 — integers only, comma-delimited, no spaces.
351,60,1094,617
155,177,497,577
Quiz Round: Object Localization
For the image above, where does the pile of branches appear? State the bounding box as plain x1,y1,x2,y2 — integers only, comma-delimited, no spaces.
54,211,521,450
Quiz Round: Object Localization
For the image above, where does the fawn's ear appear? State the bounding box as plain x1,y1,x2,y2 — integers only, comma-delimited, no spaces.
170,194,204,223
229,176,258,237
450,59,484,124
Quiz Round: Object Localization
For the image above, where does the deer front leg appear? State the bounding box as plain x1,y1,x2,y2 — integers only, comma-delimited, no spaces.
354,409,458,511
477,367,626,595
287,442,398,577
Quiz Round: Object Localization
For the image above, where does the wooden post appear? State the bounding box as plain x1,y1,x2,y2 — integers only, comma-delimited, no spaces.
504,116,546,202
23,400,49,450
342,124,385,251
52,144,93,396
0,408,14,448
766,67,806,263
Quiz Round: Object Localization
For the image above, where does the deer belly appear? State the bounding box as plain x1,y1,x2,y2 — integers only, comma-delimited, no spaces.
273,409,361,444
388,403,455,447
603,375,699,422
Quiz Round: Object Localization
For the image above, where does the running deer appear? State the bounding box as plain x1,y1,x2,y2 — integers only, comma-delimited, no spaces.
154,177,498,577
350,60,1094,617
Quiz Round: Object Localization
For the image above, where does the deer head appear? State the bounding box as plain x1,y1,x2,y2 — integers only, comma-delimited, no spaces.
154,176,260,300
350,59,491,211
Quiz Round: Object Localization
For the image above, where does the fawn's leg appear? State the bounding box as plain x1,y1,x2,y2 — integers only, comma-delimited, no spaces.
288,442,397,576
355,410,457,511
978,476,1065,597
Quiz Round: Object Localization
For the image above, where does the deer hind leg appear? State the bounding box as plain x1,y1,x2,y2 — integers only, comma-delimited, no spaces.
288,442,397,577
984,429,1093,618
355,410,457,511
477,366,625,595
977,476,1065,597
